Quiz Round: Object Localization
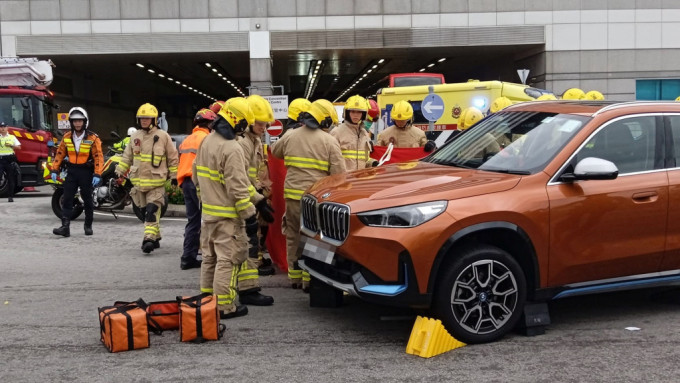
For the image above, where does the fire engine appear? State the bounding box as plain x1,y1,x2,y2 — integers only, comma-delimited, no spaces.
0,57,57,197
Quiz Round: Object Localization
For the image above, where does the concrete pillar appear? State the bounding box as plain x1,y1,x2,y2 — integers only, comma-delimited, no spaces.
249,31,273,96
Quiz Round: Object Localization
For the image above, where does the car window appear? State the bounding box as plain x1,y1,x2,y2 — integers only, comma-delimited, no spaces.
575,116,658,174
428,112,590,174
668,115,680,167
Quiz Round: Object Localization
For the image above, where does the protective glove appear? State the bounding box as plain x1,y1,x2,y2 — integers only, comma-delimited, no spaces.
170,178,178,187
424,140,437,152
51,172,57,182
92,176,101,187
245,215,259,237
255,198,275,223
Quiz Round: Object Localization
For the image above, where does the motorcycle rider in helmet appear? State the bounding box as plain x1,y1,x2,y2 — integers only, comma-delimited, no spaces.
115,103,179,254
177,108,216,270
51,107,104,237
113,127,137,152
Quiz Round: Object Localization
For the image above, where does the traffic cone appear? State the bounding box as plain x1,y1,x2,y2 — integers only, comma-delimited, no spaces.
405,316,466,358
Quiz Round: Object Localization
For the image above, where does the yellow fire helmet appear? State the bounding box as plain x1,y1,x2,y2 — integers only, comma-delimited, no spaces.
247,94,275,123
136,103,159,126
288,98,312,121
676,96,680,101
306,99,338,129
562,88,586,100
344,94,368,122
584,90,605,100
390,100,414,121
490,97,513,113
536,94,558,101
459,107,483,130
219,97,255,128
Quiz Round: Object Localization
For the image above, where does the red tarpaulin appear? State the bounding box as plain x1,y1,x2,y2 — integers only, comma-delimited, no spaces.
265,146,289,272
264,145,429,272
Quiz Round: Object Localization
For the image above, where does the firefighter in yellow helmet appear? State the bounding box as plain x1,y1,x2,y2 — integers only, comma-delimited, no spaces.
193,98,273,319
458,107,484,130
490,97,513,113
115,103,178,254
584,90,605,100
272,99,346,291
330,95,375,171
282,98,312,136
377,100,435,151
458,106,501,157
562,88,586,100
226,95,277,306
536,94,558,101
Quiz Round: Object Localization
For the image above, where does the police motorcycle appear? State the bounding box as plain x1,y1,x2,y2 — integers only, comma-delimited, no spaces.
45,131,168,221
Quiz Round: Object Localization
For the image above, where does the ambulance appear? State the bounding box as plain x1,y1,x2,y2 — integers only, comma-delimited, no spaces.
376,80,554,135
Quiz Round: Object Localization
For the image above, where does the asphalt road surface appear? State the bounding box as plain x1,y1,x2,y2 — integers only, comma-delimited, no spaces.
2,187,680,382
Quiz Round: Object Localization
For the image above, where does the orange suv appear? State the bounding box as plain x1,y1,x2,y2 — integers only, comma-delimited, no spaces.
298,100,680,343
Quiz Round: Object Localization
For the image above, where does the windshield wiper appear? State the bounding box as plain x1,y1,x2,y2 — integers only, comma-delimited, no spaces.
481,168,530,175
431,159,475,169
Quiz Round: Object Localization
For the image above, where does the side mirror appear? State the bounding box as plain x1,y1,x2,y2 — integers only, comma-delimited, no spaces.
111,131,121,140
560,157,618,182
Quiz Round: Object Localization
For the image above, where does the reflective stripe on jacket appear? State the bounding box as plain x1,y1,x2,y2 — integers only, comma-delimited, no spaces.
271,125,346,200
115,126,179,192
376,124,428,148
51,131,104,176
177,126,210,186
192,131,258,222
330,121,373,171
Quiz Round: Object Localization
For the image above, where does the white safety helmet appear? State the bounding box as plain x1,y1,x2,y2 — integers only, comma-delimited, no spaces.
127,127,137,136
68,107,89,130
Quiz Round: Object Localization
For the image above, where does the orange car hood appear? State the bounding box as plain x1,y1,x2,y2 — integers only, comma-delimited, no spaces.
307,161,521,212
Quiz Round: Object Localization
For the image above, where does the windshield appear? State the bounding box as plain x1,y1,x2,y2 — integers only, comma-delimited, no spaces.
426,112,591,174
0,95,53,132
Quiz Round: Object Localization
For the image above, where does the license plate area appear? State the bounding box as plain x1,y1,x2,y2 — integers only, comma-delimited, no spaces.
300,236,336,265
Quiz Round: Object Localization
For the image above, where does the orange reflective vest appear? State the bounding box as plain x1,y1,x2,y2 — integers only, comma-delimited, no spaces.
177,126,210,186
51,130,104,176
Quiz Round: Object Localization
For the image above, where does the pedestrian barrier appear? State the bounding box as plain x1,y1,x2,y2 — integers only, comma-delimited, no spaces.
405,316,466,358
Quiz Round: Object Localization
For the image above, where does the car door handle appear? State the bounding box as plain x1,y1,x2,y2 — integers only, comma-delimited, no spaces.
632,191,658,203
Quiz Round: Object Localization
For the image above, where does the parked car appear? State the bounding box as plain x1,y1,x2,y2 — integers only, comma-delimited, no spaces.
298,100,680,344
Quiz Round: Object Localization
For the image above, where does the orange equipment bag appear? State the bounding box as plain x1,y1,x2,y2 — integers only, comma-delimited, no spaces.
177,293,225,343
99,300,159,353
146,300,180,331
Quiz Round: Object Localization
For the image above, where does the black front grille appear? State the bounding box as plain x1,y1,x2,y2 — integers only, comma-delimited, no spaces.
318,203,349,243
300,195,350,244
301,195,318,233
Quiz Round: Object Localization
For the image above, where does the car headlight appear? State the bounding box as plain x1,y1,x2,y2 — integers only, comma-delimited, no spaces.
358,201,448,228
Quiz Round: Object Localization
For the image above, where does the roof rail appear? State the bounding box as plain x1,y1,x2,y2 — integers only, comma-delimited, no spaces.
503,99,615,112
591,101,680,117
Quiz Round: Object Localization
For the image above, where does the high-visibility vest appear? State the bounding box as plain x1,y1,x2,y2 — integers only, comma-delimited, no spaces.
0,135,16,156
177,126,209,186
51,131,104,175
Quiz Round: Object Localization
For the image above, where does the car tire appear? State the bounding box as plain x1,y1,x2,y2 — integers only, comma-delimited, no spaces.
131,195,169,222
434,245,526,344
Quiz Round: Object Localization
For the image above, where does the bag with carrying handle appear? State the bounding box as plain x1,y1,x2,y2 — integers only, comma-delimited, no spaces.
177,293,225,343
98,299,161,352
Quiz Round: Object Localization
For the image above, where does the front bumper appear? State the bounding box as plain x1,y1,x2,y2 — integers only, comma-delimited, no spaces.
298,236,431,308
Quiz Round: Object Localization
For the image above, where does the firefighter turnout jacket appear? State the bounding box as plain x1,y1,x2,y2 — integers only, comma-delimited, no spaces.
377,124,428,148
272,125,346,200
192,131,261,223
177,126,210,186
115,125,178,191
51,131,104,176
237,131,264,191
330,121,373,171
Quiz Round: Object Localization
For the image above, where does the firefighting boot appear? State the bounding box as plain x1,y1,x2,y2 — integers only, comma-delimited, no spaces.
52,218,70,237
239,290,274,306
142,239,155,254
258,264,275,276
84,216,93,236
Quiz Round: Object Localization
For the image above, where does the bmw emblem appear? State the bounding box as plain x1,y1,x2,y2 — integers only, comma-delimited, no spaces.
321,192,331,199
